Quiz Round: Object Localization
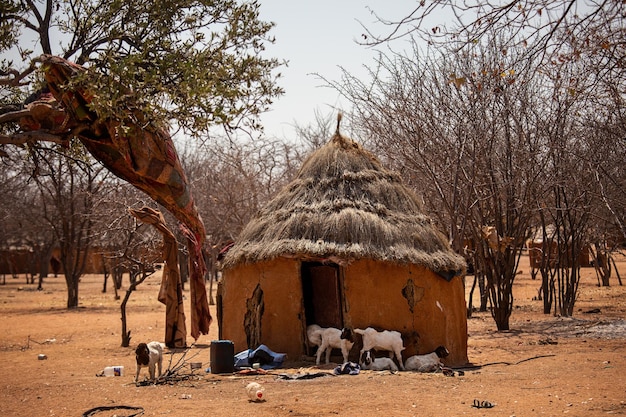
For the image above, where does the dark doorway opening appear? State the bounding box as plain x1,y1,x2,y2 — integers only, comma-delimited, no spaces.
301,262,343,329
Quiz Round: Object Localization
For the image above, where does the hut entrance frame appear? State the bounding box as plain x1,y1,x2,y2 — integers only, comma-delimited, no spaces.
301,261,344,330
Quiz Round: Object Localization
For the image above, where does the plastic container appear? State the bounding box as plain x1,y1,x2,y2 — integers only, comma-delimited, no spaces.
245,382,265,402
210,340,234,374
103,366,124,376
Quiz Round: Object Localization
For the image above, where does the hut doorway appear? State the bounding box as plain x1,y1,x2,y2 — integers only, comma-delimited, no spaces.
301,262,343,329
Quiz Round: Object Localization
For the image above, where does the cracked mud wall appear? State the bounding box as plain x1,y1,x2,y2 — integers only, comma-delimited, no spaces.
244,284,264,349
219,259,304,358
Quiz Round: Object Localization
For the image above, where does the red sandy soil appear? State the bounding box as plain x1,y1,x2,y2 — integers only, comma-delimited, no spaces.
1,254,625,417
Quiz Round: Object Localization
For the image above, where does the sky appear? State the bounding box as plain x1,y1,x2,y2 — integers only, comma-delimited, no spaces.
255,1,416,140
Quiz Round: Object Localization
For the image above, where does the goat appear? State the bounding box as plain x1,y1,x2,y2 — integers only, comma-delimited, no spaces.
135,341,163,382
360,349,399,371
354,327,405,370
307,324,355,365
404,345,449,372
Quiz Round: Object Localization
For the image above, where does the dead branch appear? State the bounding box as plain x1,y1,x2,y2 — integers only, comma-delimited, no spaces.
135,345,205,386
0,130,68,146
82,405,144,417
0,64,37,87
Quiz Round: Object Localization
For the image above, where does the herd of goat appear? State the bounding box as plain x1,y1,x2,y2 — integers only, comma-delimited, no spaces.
306,324,449,372
134,325,449,383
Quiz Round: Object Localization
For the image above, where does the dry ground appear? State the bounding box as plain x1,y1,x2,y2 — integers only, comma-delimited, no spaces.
1,254,625,417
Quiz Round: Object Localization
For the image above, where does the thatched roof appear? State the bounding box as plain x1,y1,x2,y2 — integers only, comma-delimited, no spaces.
222,129,466,278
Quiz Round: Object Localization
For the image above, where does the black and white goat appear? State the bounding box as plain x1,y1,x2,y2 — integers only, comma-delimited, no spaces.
135,341,164,382
360,349,399,371
354,327,405,370
404,345,449,372
307,324,355,365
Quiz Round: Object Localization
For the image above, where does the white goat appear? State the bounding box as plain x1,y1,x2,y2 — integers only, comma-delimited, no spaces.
404,345,449,372
360,349,399,371
307,324,355,365
135,341,164,382
354,327,405,371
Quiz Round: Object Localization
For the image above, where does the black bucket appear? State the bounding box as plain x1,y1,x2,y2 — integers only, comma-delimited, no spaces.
210,340,234,374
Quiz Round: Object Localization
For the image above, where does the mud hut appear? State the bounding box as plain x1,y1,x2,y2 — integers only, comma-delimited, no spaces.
218,124,468,366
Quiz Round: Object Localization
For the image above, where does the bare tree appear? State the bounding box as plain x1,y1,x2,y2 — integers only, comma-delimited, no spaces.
360,1,625,78
322,1,625,327
185,136,299,244
180,136,302,302
28,145,108,308
113,219,161,347
329,29,547,330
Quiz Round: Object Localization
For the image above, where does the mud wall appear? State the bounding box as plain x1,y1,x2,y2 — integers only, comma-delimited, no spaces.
342,259,468,366
220,258,468,366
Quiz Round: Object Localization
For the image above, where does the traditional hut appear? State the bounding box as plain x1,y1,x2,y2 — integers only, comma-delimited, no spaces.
218,124,468,366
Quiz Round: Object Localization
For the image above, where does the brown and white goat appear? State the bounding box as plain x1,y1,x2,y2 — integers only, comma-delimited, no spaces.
135,341,163,382
307,324,355,365
404,345,449,372
354,327,406,370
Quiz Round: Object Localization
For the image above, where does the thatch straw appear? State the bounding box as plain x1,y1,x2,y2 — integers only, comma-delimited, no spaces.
222,131,466,276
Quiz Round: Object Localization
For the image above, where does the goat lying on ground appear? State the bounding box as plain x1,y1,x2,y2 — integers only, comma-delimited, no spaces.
404,345,449,372
307,324,355,365
354,327,405,370
360,349,399,371
135,341,163,382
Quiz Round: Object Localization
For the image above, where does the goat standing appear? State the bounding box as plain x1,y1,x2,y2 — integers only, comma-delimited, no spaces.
135,341,164,382
307,324,355,365
354,327,405,370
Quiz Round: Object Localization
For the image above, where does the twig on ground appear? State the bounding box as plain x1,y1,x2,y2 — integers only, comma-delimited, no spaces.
456,354,557,370
135,344,205,386
82,405,144,416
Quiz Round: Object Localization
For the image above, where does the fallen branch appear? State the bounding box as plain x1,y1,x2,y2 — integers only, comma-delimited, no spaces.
82,405,144,417
455,354,557,370
134,344,205,386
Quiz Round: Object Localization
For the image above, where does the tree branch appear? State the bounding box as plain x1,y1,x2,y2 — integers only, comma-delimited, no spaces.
0,63,37,87
0,130,69,146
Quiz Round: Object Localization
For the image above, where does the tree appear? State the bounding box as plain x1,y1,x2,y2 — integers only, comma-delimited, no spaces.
182,135,300,288
330,30,547,330
92,180,162,298
361,1,624,76
361,1,626,244
1,0,284,316
30,146,108,308
340,1,625,327
0,145,44,283
0,0,284,137
113,217,163,348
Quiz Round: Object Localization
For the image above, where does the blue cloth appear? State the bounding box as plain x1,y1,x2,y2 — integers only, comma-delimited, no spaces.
234,344,287,370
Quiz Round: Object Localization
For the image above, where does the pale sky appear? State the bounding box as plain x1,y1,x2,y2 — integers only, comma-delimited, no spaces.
256,1,416,140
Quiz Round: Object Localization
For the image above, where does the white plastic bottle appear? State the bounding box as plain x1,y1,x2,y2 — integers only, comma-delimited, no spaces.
245,382,265,402
103,366,125,376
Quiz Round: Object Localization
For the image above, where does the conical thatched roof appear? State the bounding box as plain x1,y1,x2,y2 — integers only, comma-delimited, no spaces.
222,128,466,278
